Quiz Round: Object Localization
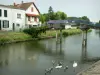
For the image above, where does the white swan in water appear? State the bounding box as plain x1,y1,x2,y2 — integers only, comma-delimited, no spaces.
73,61,77,68
73,61,78,72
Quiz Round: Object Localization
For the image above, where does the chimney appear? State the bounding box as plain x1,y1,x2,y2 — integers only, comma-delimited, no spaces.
21,1,24,4
13,2,16,6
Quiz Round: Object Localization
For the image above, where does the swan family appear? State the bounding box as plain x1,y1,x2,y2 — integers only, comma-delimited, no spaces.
45,60,78,75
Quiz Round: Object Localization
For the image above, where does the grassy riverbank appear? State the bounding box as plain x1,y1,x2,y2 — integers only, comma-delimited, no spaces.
0,32,32,44
0,29,91,44
40,29,90,38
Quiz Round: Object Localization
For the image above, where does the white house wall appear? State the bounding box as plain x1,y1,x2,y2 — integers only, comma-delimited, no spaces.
65,24,72,29
11,9,25,31
0,6,26,31
26,4,39,15
25,4,40,27
0,6,12,31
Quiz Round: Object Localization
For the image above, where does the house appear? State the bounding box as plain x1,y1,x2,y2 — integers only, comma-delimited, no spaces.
0,1,40,31
0,4,25,31
47,20,78,29
47,19,92,29
12,1,41,28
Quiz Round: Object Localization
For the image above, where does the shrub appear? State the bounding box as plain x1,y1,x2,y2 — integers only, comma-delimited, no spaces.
62,32,68,37
23,26,48,38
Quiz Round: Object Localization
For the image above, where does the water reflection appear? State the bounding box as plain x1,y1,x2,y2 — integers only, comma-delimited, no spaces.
95,29,100,38
0,30,100,75
44,39,64,56
81,29,100,62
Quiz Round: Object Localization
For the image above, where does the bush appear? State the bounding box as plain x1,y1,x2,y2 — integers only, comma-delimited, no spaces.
23,26,48,38
62,32,68,37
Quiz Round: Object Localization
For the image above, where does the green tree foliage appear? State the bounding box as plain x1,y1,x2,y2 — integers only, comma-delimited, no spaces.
39,6,68,24
81,16,90,22
48,6,55,20
54,11,67,20
43,14,49,22
39,14,45,24
60,12,67,20
99,20,100,23
54,11,61,20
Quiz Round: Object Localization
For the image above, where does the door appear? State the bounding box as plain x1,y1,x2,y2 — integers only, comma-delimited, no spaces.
12,23,15,31
0,20,1,30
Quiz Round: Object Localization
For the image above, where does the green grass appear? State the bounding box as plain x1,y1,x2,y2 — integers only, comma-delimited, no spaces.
40,29,83,38
0,32,32,44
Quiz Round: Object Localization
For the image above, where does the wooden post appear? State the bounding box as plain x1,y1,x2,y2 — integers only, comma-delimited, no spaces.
59,29,62,54
84,30,87,59
99,29,100,38
82,30,87,61
60,29,62,44
56,30,58,42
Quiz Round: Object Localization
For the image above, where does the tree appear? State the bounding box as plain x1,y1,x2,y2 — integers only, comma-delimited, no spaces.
81,16,90,22
54,11,62,20
48,6,55,20
60,12,67,20
43,13,49,22
99,20,100,23
54,11,67,20
39,14,45,24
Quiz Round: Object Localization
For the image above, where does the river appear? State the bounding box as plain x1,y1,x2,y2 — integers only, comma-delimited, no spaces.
0,29,100,75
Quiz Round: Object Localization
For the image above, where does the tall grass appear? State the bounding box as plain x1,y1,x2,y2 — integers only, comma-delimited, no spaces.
0,32,32,44
40,29,83,38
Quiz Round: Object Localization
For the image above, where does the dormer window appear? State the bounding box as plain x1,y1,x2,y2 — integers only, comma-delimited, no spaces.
31,7,34,12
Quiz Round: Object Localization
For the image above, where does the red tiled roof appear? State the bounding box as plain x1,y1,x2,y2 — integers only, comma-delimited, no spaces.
8,2,40,14
18,2,40,14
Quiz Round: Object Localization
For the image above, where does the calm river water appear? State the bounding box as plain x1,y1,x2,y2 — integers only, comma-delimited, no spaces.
0,29,100,75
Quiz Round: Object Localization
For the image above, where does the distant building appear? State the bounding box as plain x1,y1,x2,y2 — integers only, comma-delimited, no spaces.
47,20,78,29
47,20,93,29
0,1,40,31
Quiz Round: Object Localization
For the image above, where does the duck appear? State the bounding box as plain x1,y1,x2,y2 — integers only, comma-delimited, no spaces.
55,64,62,69
28,56,36,60
52,60,55,66
45,67,53,75
64,66,68,72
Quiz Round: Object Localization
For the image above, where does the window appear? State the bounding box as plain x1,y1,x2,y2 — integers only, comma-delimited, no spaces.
0,9,2,17
0,20,1,30
34,17,37,22
28,16,30,21
4,10,7,17
31,7,34,12
17,14,21,19
33,25,37,27
16,24,20,27
3,20,9,28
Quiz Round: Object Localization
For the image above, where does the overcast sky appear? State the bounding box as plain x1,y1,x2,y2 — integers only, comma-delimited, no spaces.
1,0,100,22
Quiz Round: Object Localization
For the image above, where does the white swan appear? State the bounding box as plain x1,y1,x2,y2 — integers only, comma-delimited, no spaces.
73,61,77,68
73,61,78,72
